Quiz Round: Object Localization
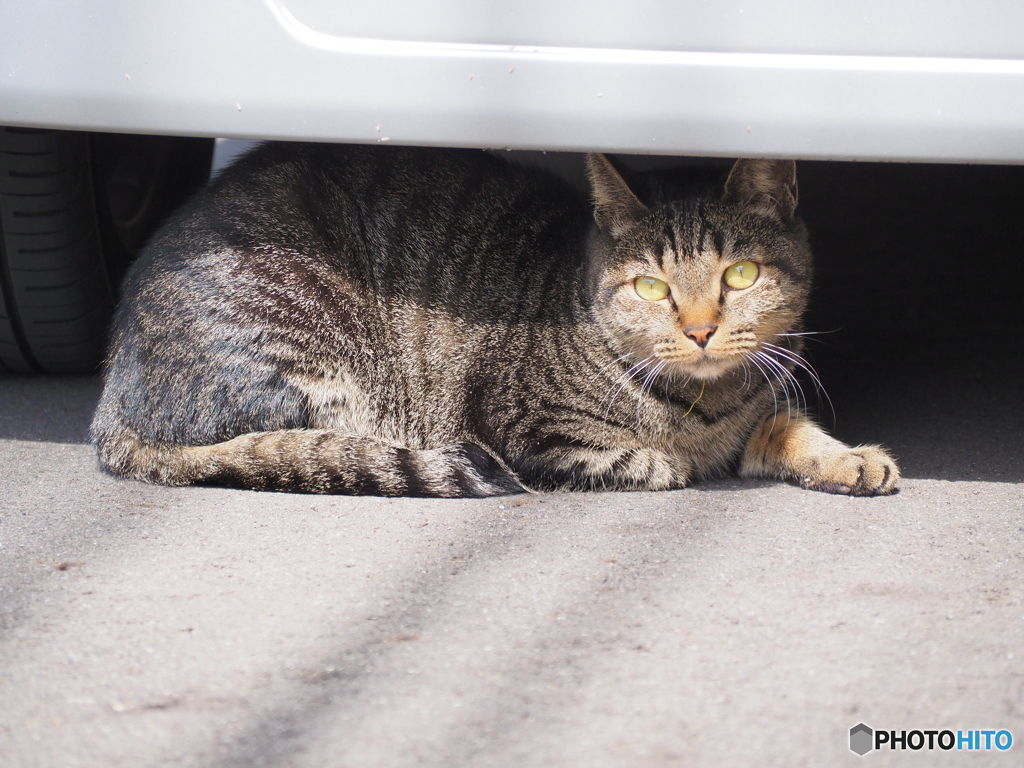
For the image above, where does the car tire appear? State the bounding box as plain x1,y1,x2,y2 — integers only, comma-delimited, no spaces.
0,128,213,373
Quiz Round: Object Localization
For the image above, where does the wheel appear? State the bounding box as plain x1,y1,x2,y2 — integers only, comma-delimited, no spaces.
0,128,213,373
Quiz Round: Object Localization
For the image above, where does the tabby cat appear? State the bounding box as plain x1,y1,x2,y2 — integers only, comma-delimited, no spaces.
91,143,899,497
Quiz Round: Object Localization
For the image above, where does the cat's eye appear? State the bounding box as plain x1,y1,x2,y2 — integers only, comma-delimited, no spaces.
634,276,670,301
723,261,760,290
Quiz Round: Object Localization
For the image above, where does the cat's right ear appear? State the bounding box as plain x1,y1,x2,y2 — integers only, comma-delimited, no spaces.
586,154,649,238
723,159,798,222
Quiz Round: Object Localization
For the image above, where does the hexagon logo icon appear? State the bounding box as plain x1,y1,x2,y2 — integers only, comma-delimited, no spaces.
850,723,873,756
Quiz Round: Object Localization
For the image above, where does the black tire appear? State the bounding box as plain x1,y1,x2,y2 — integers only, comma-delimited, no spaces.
0,128,213,373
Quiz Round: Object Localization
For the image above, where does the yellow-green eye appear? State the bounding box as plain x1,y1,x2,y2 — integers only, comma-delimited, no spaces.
634,276,670,301
723,261,760,290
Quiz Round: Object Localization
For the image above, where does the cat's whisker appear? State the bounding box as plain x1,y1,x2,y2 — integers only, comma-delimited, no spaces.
770,347,826,410
745,354,780,426
636,359,668,427
777,329,836,338
589,351,637,414
761,341,836,424
756,349,805,410
641,359,666,395
753,351,794,422
772,363,799,422
776,359,809,417
601,354,657,422
740,360,752,392
592,351,635,381
762,354,797,421
767,356,816,415
775,330,836,347
762,342,823,389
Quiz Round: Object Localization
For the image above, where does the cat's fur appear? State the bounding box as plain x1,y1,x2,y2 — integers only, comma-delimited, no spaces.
91,143,899,497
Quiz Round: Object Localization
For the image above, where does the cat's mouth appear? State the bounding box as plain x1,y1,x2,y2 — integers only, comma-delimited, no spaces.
652,340,748,380
658,351,744,381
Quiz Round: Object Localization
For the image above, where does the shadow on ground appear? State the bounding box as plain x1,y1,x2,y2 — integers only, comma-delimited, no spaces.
0,375,100,443
799,161,1024,484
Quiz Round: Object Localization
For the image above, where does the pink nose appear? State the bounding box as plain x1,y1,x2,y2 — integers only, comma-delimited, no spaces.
684,324,718,349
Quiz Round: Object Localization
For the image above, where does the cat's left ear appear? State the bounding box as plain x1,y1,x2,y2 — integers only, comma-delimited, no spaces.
723,159,798,222
586,153,650,238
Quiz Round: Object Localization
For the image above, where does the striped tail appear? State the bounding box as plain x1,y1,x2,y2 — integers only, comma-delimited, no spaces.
94,428,527,497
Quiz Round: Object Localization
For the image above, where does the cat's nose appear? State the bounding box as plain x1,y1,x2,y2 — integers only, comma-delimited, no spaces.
684,324,718,348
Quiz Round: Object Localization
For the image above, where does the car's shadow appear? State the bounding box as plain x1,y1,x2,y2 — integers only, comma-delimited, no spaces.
0,374,101,444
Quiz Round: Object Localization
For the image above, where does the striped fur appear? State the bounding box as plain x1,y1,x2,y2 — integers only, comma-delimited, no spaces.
91,144,899,497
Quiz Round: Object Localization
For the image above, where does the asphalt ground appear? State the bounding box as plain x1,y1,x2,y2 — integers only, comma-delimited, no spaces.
1,159,1022,767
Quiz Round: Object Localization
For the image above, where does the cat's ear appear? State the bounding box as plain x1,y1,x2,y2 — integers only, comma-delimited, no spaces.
723,159,798,222
586,153,649,237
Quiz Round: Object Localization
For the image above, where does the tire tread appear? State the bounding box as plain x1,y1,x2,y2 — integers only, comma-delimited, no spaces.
0,128,110,372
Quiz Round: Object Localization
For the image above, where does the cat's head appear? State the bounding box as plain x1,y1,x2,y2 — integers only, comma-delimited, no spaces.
585,154,812,382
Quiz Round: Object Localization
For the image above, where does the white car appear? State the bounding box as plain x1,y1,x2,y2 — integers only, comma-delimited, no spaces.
3,0,1023,371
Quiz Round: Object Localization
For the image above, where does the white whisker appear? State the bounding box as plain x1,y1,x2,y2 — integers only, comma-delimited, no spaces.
592,351,635,381
753,351,795,421
753,350,799,421
746,353,780,426
636,359,668,427
762,341,836,424
601,354,657,422
740,359,752,391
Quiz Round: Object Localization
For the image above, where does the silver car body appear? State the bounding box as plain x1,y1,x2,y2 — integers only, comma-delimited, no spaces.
2,0,1023,162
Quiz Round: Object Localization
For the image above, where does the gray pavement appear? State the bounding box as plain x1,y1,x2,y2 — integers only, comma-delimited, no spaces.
2,160,1023,766
1,360,1021,767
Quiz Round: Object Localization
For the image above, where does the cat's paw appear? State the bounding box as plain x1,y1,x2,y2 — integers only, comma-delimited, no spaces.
799,444,899,496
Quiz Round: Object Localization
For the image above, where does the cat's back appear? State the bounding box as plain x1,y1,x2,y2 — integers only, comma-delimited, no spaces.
193,143,584,245
97,144,592,448
131,143,589,304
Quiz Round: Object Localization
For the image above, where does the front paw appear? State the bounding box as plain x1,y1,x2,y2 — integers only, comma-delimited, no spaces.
800,445,900,496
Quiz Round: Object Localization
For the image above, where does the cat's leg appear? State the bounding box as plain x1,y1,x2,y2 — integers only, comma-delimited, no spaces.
517,443,693,492
96,426,525,498
739,412,899,495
